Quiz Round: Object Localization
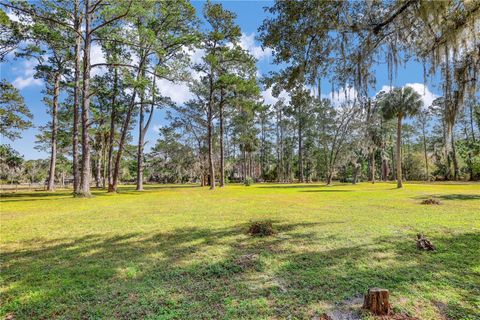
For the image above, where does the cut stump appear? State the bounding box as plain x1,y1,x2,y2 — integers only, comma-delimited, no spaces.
416,234,436,251
362,288,391,316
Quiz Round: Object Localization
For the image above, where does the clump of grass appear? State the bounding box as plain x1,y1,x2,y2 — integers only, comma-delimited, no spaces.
421,197,441,205
247,220,275,237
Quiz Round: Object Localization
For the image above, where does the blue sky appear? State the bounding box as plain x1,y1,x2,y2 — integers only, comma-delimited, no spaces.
1,0,441,160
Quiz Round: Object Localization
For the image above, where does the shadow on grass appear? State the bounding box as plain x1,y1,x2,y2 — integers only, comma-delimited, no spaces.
1,222,478,319
0,185,200,202
300,190,354,193
435,194,480,201
413,194,480,202
258,184,354,189
0,191,73,203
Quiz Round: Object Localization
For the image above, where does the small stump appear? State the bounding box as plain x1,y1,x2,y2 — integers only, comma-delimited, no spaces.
362,288,391,316
416,234,436,251
421,197,440,205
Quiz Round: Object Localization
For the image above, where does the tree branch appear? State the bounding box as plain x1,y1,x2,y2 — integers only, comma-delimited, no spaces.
89,0,132,35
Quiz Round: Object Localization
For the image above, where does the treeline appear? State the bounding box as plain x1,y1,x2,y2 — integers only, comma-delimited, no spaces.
1,1,479,193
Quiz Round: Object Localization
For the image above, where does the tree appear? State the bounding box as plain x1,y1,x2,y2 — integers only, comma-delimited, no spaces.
0,144,23,184
316,98,360,185
197,1,242,190
377,86,423,188
0,79,32,140
25,17,72,191
104,0,197,193
416,109,431,181
217,49,258,186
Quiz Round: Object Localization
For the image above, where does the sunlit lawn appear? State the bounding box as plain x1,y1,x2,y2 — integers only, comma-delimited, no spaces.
1,182,479,319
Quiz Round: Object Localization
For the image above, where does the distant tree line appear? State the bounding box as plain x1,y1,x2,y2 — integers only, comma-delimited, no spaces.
0,0,479,192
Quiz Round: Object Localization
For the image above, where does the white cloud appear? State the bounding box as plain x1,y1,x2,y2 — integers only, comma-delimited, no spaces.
156,79,193,105
12,60,42,89
186,47,205,65
322,86,358,106
90,43,107,77
239,33,272,61
261,87,290,105
6,11,21,22
153,124,162,133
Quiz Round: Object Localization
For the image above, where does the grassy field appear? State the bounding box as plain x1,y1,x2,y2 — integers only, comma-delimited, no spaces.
1,182,479,319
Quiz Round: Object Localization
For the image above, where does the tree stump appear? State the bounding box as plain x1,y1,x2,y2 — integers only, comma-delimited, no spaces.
362,288,391,316
416,234,436,251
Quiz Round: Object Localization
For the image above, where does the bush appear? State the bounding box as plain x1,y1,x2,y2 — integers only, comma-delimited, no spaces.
244,176,254,186
247,220,275,237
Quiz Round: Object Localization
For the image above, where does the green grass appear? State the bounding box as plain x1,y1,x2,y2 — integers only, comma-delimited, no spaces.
1,182,479,319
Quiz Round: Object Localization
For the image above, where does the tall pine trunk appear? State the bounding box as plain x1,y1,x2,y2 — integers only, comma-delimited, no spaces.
219,90,225,187
72,0,81,194
422,127,429,181
136,75,156,191
207,76,215,190
396,115,403,188
110,61,143,192
370,149,376,184
47,72,60,191
136,103,145,191
78,0,92,197
107,68,118,191
298,121,304,183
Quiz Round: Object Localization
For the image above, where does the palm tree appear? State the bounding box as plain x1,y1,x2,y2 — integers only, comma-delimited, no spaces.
377,86,423,188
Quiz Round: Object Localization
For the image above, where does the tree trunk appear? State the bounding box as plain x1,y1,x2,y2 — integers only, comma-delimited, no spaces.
298,121,304,183
396,115,403,188
110,90,137,192
390,139,396,181
47,72,60,191
207,76,215,190
110,59,144,192
136,103,145,191
422,127,429,181
219,89,225,187
136,69,156,191
362,288,390,316
352,163,358,184
72,0,81,194
78,0,92,197
444,120,451,180
326,170,333,185
95,141,102,188
107,68,118,191
451,130,459,180
370,149,376,184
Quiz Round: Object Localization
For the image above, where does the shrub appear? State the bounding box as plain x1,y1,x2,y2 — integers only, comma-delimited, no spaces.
247,220,275,237
244,176,254,186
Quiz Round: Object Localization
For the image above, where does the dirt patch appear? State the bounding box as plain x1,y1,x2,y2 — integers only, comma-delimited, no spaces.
234,253,260,270
376,315,419,320
312,296,363,320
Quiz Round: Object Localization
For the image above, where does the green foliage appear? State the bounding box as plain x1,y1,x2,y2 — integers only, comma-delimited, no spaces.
377,87,423,121
0,144,23,183
0,80,33,140
244,176,254,186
